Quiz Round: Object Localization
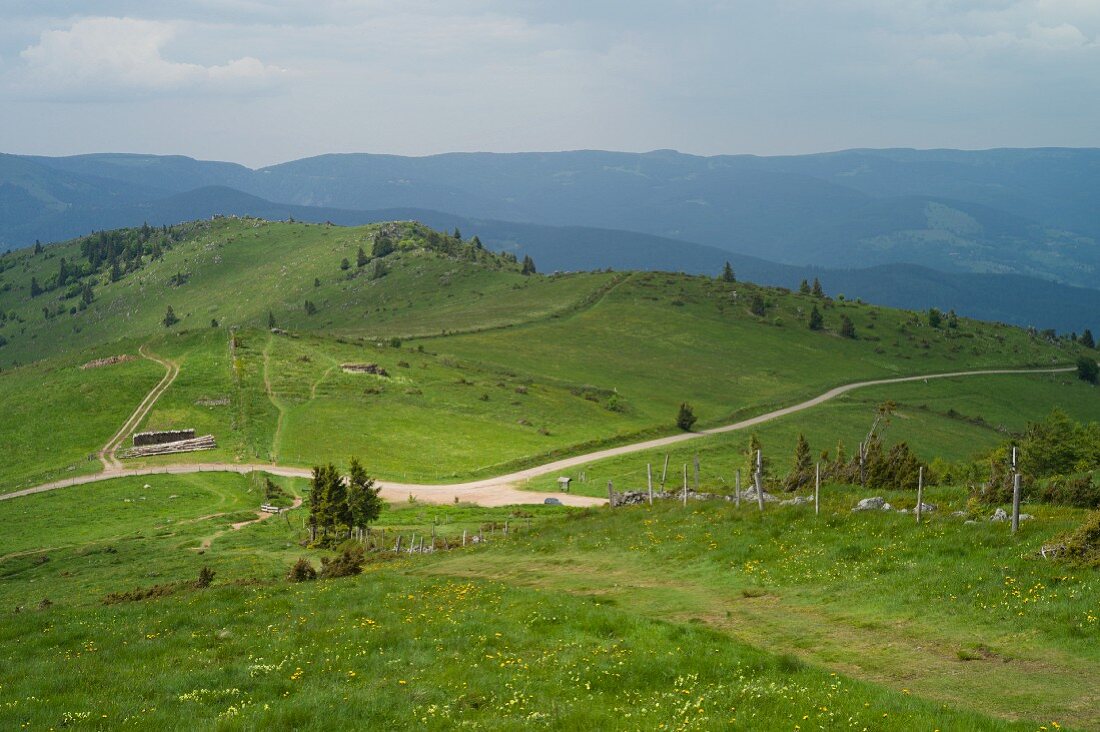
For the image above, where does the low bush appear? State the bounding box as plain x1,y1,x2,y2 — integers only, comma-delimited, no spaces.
287,558,317,582
319,544,366,579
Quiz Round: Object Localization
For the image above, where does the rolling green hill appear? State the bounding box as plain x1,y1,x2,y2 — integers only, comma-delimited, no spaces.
0,217,1094,493
1,217,1098,730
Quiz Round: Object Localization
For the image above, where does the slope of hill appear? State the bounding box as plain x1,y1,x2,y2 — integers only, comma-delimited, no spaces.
0,218,1094,493
2,180,1097,332
8,147,1100,290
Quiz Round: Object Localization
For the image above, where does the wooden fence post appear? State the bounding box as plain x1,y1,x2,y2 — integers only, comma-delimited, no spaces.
755,450,765,513
661,454,670,490
915,466,924,524
1011,472,1022,534
693,454,700,492
462,529,467,547
647,463,654,505
814,462,820,516
735,469,741,508
608,480,615,507
682,464,688,506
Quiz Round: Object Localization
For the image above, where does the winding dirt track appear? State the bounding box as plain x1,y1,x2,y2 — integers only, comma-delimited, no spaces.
3,366,1074,506
96,345,179,470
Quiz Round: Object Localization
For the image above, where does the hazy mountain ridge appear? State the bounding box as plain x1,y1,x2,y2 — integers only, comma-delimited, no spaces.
3,148,1100,330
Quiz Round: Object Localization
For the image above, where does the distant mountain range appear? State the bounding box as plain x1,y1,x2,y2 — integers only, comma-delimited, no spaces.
2,148,1099,332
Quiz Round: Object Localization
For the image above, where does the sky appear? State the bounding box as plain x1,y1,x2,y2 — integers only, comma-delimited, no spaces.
1,1,1098,167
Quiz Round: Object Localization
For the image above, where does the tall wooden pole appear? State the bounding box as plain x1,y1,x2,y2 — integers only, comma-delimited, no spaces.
814,462,820,516
693,454,700,492
735,469,741,508
661,454,670,489
608,480,614,508
1011,473,1022,534
647,463,654,505
915,466,924,524
682,464,688,506
1011,446,1020,534
755,449,765,513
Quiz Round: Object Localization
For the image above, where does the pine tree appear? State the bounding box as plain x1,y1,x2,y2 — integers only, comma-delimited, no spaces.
676,402,697,431
314,277,321,288
471,235,483,250
58,258,69,287
356,247,369,268
749,294,766,316
746,434,770,481
163,306,179,327
340,257,350,271
347,457,384,536
110,260,122,282
304,300,317,316
81,283,94,305
1082,329,1096,350
811,277,824,298
33,240,43,255
721,261,735,282
453,227,462,240
947,309,959,329
521,255,537,276
808,305,824,330
783,433,813,491
268,311,276,329
30,277,42,298
840,314,856,339
928,308,943,328
799,279,811,295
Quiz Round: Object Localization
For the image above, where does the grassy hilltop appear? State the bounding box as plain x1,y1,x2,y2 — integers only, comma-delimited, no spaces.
0,217,1098,729
0,217,1094,490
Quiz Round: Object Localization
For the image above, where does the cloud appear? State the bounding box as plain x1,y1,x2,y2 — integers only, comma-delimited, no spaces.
10,16,286,100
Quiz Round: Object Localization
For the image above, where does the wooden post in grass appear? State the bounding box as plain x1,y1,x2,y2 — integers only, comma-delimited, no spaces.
394,534,402,553
682,464,688,506
504,521,509,536
462,529,467,547
693,454,700,492
661,453,670,490
814,462,821,516
647,463,654,505
608,480,615,507
755,450,765,513
1011,446,1021,534
916,466,924,524
735,469,741,508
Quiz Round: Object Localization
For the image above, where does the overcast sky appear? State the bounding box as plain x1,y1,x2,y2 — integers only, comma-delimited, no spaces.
1,1,1098,167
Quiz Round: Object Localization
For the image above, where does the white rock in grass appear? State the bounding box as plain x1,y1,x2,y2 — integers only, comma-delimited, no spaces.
852,496,885,511
990,508,1009,522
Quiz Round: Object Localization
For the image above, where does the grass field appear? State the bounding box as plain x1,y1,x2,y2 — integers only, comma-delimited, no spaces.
2,471,1090,729
521,372,1100,498
0,220,1094,488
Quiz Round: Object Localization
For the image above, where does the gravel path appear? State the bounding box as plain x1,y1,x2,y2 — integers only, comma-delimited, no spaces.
3,366,1074,506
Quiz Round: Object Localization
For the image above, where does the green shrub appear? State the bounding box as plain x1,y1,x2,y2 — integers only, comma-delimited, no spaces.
1041,474,1100,509
287,558,317,582
319,544,366,579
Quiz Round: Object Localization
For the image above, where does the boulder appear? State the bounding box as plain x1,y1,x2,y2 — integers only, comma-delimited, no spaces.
779,495,813,506
853,496,885,511
1020,513,1034,521
881,502,893,511
917,502,937,513
950,510,967,518
990,508,1009,522
543,497,562,506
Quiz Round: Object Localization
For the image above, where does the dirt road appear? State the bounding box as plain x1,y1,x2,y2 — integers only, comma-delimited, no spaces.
3,366,1074,506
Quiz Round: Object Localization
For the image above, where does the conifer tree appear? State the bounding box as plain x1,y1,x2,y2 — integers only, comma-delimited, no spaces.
453,227,462,240
840,314,856,338
521,255,537,276
347,458,384,536
471,235,483,249
356,247,369,268
799,279,811,295
676,402,697,431
163,306,179,327
749,293,766,316
340,257,350,271
721,261,735,282
783,433,813,491
268,311,276,329
33,240,43,255
1082,329,1096,349
811,277,824,297
808,305,824,330
30,277,42,298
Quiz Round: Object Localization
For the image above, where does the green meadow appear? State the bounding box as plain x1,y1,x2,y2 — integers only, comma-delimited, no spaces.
0,218,1097,730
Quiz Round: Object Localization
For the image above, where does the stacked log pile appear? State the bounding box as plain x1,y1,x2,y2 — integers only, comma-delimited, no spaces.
120,435,216,458
133,429,195,446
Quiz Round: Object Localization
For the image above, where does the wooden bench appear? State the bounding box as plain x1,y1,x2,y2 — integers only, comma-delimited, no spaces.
260,504,282,514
